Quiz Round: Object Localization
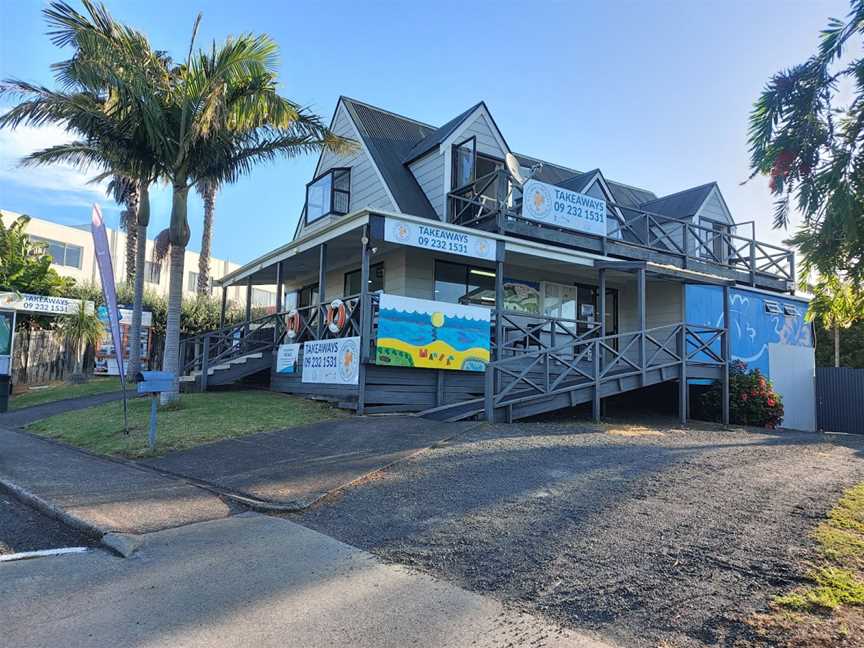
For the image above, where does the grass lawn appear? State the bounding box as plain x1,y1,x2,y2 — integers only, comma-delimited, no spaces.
9,378,124,410
27,390,345,459
746,482,864,646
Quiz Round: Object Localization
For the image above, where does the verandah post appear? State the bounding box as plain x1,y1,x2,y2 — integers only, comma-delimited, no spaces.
357,226,370,415
274,261,283,345
598,268,606,417
200,334,210,393
318,243,327,339
219,285,227,330
592,339,601,423
679,281,688,425
637,267,646,384
244,280,252,339
721,285,730,425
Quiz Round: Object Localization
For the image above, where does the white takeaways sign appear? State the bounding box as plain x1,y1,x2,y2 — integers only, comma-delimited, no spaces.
521,179,607,237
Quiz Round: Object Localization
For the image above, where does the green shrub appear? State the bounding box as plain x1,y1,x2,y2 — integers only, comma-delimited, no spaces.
700,360,785,428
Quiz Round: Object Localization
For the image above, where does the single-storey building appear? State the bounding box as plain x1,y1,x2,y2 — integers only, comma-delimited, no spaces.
180,97,815,430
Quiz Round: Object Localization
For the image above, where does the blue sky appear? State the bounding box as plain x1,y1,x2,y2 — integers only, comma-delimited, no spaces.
0,0,853,264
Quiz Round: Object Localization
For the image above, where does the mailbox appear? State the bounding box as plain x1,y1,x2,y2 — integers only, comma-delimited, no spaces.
136,371,177,395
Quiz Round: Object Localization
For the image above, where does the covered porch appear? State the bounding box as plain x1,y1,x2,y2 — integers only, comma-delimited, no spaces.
188,210,730,423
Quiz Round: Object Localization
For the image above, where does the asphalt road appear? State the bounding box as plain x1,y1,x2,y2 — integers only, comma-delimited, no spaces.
0,489,95,555
296,421,864,647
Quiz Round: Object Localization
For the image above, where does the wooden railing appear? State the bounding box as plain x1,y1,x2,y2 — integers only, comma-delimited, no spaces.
483,321,726,421
448,170,795,285
179,292,368,389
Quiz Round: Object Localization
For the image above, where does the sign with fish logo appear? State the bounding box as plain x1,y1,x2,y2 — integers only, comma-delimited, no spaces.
383,217,497,262
521,179,607,237
302,337,360,384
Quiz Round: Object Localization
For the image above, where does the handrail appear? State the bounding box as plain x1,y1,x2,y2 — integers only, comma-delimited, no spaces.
483,321,727,421
448,170,794,286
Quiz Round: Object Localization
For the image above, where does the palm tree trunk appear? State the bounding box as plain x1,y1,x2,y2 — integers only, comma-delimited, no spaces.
126,183,150,381
834,323,841,368
123,184,139,285
197,183,215,295
161,182,190,404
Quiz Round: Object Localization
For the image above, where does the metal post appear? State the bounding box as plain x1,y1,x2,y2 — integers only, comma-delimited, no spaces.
148,396,158,450
200,334,210,393
219,286,227,330
722,285,730,425
788,251,796,294
679,282,688,425
637,267,646,384
318,243,327,338
357,228,370,415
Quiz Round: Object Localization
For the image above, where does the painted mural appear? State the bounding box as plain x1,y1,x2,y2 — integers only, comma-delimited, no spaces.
375,294,491,372
686,285,813,376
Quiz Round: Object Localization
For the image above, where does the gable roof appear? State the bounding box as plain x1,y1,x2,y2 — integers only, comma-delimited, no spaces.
639,182,717,219
514,154,657,209
340,97,439,219
403,102,484,164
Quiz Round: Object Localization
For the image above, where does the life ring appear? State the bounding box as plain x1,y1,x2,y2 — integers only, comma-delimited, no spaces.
285,310,301,339
326,299,347,334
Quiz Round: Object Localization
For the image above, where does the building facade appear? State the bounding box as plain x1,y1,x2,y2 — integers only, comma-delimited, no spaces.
193,97,813,430
1,209,276,309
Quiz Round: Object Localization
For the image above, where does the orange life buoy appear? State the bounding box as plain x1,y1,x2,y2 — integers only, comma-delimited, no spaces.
286,310,302,339
325,299,347,334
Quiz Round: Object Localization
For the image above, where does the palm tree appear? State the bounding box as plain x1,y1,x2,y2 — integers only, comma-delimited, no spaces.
108,175,139,285
805,274,863,367
3,1,352,402
57,299,104,383
195,179,218,295
1,0,165,382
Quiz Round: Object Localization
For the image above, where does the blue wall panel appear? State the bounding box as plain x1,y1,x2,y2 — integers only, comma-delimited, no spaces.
685,285,812,378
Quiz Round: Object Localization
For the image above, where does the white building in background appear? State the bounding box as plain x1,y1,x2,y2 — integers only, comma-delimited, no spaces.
1,209,276,309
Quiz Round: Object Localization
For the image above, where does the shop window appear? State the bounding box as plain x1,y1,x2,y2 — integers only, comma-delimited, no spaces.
343,263,384,296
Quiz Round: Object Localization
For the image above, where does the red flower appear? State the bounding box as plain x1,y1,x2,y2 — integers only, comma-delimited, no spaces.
767,399,775,407
741,393,748,402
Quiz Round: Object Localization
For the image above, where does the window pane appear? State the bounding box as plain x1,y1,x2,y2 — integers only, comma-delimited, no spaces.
47,242,65,265
333,169,350,192
434,261,467,304
454,146,474,187
370,263,384,292
466,267,496,306
344,270,361,296
64,244,82,268
306,174,332,222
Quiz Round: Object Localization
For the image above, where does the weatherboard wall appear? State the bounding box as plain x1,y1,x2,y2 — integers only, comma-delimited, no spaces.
410,151,446,219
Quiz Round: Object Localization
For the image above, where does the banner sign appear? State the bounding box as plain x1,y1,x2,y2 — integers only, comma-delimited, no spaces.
91,204,126,385
375,294,490,372
521,179,607,237
384,217,496,262
302,337,360,385
276,343,301,375
0,310,14,376
0,292,93,316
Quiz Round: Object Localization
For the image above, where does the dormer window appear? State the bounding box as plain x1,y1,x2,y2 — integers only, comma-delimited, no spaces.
306,168,351,224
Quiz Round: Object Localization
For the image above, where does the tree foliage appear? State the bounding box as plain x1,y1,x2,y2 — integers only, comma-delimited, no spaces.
0,213,74,296
56,298,104,378
748,0,864,285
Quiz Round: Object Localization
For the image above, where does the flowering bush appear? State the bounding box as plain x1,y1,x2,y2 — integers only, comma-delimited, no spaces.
700,361,784,428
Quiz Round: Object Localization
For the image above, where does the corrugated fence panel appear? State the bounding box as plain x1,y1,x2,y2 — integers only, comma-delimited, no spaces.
816,367,864,434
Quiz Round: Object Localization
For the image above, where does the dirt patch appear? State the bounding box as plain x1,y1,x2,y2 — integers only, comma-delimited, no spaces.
296,421,864,647
744,606,864,647
0,489,96,555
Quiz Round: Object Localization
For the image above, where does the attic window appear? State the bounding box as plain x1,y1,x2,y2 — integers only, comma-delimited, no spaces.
764,301,782,315
306,168,351,224
783,304,799,317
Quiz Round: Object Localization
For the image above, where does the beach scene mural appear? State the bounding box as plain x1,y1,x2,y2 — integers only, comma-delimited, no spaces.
375,294,490,372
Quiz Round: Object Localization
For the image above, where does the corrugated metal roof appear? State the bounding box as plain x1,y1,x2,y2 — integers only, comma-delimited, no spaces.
403,102,484,163
341,97,439,220
514,154,657,208
639,182,717,218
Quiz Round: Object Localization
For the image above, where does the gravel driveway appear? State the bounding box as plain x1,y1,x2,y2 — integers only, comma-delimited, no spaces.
296,420,864,647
